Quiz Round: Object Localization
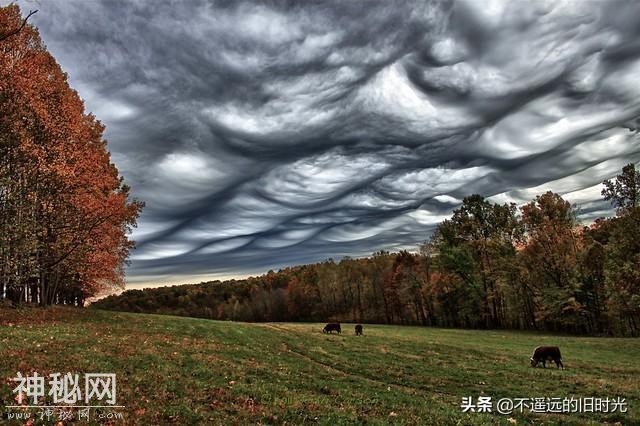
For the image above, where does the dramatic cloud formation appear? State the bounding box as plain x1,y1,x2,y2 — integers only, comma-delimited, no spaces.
16,0,640,286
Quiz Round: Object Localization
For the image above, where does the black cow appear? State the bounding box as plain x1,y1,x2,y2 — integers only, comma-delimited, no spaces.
530,346,564,369
323,322,341,334
355,324,363,336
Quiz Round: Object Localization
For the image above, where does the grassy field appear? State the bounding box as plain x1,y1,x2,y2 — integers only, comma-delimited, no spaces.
0,307,638,425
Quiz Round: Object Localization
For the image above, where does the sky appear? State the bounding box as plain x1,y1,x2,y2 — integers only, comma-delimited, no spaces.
10,0,640,288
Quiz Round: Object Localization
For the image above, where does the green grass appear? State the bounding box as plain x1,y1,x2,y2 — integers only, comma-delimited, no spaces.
1,307,638,425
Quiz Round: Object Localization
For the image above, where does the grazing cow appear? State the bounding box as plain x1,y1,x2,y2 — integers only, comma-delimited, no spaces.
355,324,363,336
323,322,341,334
530,346,564,369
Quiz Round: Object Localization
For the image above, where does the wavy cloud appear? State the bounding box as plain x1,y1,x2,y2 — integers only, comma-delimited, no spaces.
19,0,640,286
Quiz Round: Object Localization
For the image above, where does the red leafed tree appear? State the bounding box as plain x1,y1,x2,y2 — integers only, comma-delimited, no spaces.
0,5,143,305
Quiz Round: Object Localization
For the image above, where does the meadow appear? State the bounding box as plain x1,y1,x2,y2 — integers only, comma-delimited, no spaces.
0,307,638,425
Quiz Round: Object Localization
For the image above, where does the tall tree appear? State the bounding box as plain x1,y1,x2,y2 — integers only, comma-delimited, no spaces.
432,195,521,328
0,5,142,305
519,192,585,332
602,163,640,212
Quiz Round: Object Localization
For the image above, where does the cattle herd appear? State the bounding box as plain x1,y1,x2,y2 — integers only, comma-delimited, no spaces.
322,322,565,369
322,322,364,336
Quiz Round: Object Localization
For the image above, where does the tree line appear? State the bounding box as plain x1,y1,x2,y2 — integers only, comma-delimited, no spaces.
0,6,142,306
95,164,640,336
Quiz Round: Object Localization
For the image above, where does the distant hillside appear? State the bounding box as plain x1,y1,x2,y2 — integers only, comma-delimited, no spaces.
92,254,389,323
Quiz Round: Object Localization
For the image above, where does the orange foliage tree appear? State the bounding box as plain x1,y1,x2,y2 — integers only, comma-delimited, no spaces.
0,5,143,305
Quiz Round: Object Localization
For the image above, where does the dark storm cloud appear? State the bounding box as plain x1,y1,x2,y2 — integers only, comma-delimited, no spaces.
15,0,640,285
